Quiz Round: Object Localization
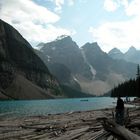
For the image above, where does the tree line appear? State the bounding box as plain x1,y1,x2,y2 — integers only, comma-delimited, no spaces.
111,65,140,97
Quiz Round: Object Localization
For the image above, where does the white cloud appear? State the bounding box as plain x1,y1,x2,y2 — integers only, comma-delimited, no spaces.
0,0,75,47
104,0,140,14
14,22,74,44
89,0,140,52
78,0,87,4
125,0,140,16
89,18,140,52
104,0,119,12
53,0,75,13
54,0,64,13
121,0,128,8
68,0,75,6
0,0,59,24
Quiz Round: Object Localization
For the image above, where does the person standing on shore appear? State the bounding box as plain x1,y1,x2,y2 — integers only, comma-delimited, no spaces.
115,96,124,125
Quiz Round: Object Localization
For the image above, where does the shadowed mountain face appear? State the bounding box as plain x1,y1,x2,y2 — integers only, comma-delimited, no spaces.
37,37,136,96
82,43,136,80
0,19,62,99
108,46,140,64
40,36,93,80
46,63,81,90
36,37,94,97
81,42,112,80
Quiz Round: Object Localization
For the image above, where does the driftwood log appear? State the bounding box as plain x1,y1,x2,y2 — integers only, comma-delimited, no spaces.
102,118,140,140
0,108,139,140
127,120,140,128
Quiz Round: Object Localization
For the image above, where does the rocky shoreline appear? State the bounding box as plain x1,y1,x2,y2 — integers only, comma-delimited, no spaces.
0,104,139,140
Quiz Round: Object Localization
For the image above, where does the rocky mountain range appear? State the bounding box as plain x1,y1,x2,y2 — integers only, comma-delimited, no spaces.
108,46,140,64
0,19,63,100
1,19,137,98
37,36,137,96
36,36,93,97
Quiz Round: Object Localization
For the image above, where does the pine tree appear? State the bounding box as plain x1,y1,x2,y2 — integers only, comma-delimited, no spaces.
136,64,140,79
111,65,140,97
136,64,140,97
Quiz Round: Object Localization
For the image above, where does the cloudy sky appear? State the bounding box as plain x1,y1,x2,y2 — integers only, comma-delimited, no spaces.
0,0,140,52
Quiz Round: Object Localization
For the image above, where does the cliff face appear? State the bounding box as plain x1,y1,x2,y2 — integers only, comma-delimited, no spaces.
40,36,93,80
0,19,62,99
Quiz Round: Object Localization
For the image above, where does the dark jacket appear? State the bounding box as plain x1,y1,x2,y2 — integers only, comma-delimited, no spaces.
116,98,124,110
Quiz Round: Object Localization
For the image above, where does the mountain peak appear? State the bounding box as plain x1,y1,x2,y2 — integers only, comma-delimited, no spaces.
84,42,99,46
0,19,62,99
127,46,136,52
82,42,102,52
55,35,72,42
108,48,124,60
125,46,137,56
108,48,123,54
36,42,45,50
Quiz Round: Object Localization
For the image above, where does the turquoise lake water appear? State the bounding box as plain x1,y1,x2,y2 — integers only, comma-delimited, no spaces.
0,97,135,117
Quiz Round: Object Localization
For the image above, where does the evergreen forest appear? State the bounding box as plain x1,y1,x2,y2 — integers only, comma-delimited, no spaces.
111,65,140,97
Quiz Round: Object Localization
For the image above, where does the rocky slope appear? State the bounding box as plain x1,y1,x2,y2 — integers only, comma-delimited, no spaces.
37,36,93,96
36,49,93,98
81,43,136,95
40,36,93,80
82,43,136,80
0,19,62,99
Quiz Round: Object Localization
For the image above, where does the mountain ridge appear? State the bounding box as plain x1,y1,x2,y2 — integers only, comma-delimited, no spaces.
0,19,63,99
109,46,140,64
37,36,136,96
